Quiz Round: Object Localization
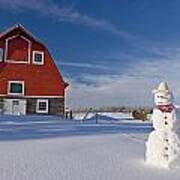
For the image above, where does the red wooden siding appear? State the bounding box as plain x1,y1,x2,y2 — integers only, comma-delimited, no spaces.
0,25,67,97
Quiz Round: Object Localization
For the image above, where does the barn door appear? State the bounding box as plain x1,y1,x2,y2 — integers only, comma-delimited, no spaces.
4,99,26,115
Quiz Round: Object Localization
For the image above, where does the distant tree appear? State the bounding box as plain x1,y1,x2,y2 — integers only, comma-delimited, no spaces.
132,110,148,121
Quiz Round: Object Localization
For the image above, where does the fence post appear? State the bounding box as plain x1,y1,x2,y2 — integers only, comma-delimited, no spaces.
0,98,3,115
95,111,98,124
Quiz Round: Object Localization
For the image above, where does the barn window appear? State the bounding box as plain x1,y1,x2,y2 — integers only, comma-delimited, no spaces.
0,48,3,62
12,100,19,106
8,81,24,95
36,99,49,113
33,51,44,65
5,35,30,63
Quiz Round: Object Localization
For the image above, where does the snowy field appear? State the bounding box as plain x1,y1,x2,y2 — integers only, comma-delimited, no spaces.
0,113,179,180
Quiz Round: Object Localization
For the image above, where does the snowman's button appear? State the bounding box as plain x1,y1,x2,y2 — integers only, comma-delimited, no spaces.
164,116,167,119
165,121,168,125
165,139,168,142
164,154,168,160
165,147,168,151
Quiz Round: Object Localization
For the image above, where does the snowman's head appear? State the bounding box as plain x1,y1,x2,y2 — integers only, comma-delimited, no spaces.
153,82,174,105
154,91,173,105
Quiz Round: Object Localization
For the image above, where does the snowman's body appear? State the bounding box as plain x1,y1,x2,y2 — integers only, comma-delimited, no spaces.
152,108,177,131
146,130,179,167
146,82,180,168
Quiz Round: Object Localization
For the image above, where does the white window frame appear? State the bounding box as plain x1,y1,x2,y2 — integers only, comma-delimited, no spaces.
36,99,49,113
32,51,44,65
8,81,25,96
0,48,3,62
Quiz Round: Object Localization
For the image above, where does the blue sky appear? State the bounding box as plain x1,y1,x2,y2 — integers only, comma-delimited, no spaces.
1,0,180,109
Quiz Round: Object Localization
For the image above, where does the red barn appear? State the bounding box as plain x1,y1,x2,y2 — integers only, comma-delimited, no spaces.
0,24,68,115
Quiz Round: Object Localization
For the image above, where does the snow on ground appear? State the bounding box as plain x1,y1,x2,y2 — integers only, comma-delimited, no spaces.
0,114,179,180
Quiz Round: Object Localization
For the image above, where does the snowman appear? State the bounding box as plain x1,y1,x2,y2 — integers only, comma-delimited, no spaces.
146,82,180,168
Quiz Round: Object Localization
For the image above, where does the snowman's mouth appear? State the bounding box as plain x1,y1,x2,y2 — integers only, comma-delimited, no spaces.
158,102,164,105
157,101,171,106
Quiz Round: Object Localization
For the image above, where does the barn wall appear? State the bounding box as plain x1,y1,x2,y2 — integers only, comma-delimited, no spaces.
26,98,65,115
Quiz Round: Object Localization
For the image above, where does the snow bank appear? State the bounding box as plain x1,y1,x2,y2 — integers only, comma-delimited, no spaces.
73,112,132,121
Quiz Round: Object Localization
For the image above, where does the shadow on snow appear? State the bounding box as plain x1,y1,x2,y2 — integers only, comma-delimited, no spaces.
0,114,153,141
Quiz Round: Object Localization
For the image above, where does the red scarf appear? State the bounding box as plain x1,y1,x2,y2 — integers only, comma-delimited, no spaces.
156,104,174,113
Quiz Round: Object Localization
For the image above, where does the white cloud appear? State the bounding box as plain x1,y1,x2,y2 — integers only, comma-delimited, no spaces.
66,74,155,109
0,0,136,40
65,48,180,109
58,62,109,70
